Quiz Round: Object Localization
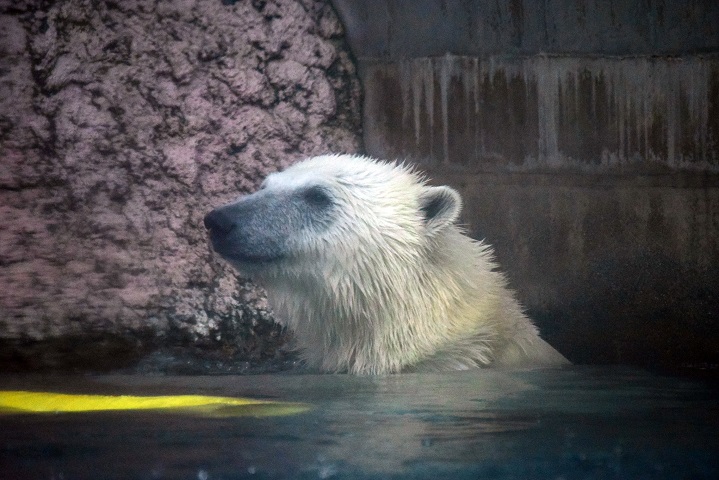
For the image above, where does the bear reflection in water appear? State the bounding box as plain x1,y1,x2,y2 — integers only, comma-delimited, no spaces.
205,154,569,374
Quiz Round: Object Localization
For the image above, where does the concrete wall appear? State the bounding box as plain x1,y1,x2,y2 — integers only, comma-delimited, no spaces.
333,0,719,368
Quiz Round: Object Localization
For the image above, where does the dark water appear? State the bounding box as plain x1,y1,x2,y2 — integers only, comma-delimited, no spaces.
1,367,717,479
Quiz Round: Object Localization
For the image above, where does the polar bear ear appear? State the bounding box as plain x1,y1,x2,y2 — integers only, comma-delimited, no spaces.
419,186,462,235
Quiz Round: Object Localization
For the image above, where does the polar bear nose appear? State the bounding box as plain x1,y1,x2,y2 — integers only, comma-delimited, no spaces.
204,208,235,236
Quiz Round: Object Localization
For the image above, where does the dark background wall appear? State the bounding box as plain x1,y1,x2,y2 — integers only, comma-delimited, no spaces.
332,0,719,369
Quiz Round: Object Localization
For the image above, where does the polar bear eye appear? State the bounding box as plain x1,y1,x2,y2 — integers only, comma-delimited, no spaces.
302,186,332,208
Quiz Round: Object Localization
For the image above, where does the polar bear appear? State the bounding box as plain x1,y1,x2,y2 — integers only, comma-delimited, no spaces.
204,154,568,374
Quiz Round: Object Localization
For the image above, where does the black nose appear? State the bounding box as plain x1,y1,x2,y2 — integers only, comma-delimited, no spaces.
204,209,235,235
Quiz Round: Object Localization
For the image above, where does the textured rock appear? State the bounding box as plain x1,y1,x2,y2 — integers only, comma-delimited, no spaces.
0,0,362,370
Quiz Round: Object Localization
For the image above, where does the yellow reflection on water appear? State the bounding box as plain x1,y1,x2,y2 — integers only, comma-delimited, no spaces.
0,390,310,417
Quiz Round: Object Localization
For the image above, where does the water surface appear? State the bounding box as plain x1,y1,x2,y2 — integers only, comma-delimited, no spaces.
1,367,717,479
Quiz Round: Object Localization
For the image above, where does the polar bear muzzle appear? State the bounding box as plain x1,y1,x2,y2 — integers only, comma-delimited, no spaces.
204,186,335,265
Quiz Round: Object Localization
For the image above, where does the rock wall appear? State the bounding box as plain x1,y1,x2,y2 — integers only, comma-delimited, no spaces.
0,0,362,370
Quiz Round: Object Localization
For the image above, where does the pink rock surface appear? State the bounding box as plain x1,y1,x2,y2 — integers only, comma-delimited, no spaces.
0,0,361,367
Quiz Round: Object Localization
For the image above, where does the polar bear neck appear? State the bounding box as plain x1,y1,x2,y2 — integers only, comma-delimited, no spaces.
263,227,513,374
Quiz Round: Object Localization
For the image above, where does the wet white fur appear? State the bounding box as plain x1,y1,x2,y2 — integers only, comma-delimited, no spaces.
245,154,569,374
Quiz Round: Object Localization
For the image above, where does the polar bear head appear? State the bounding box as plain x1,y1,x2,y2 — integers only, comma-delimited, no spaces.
204,154,462,284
